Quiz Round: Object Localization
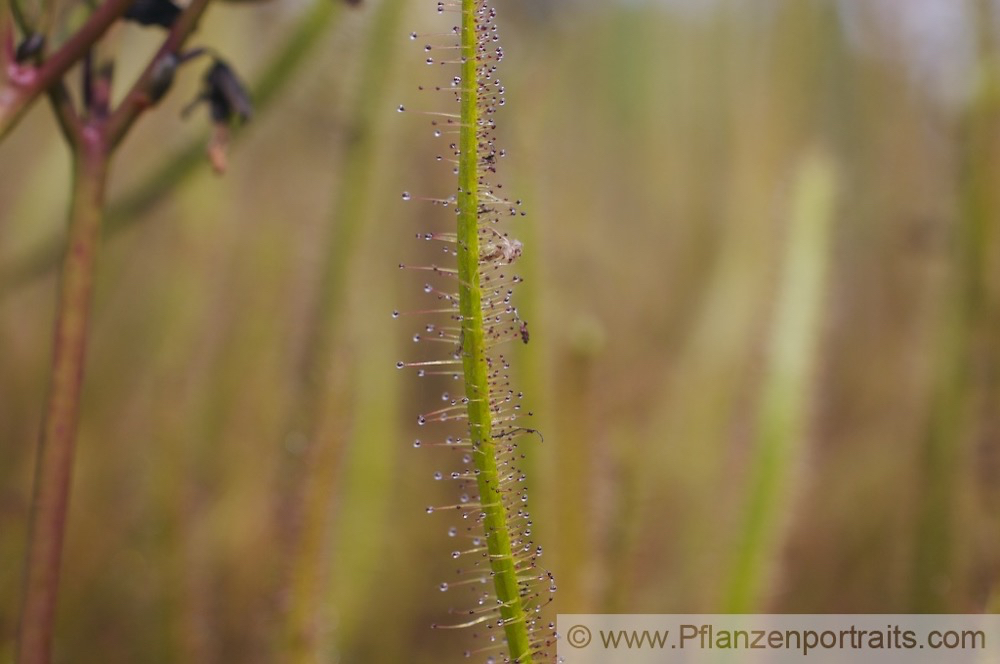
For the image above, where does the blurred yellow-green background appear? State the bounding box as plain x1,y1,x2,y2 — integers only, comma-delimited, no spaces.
3,0,1000,661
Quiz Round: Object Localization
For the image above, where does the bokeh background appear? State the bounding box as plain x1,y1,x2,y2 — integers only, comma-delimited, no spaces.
3,0,1000,661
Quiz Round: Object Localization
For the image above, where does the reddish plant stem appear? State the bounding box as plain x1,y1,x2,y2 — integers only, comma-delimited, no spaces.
0,0,133,141
17,132,109,664
14,2,214,658
7,0,216,657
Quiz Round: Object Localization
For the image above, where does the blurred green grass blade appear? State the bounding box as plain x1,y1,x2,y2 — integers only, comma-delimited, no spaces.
280,0,408,658
912,0,1000,612
724,148,837,613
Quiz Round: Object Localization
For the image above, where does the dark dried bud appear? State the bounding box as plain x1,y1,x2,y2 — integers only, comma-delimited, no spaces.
147,53,180,104
15,34,45,63
124,0,182,28
182,59,252,174
202,59,253,124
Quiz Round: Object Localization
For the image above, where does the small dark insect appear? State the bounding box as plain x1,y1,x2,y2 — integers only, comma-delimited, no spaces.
124,0,182,28
495,427,544,443
519,321,529,344
15,33,45,63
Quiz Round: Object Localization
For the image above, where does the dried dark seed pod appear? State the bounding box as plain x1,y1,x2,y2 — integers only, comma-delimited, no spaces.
182,58,252,123
15,33,45,63
124,0,183,28
201,59,253,123
182,59,252,174
147,53,180,104
144,49,206,106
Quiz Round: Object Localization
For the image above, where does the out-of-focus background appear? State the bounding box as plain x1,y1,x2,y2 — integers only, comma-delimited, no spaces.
3,0,1000,661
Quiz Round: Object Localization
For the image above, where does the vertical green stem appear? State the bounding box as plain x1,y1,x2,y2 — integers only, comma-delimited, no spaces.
17,138,109,664
456,1,532,660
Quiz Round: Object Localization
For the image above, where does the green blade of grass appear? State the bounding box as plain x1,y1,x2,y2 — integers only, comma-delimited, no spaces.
724,147,837,613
